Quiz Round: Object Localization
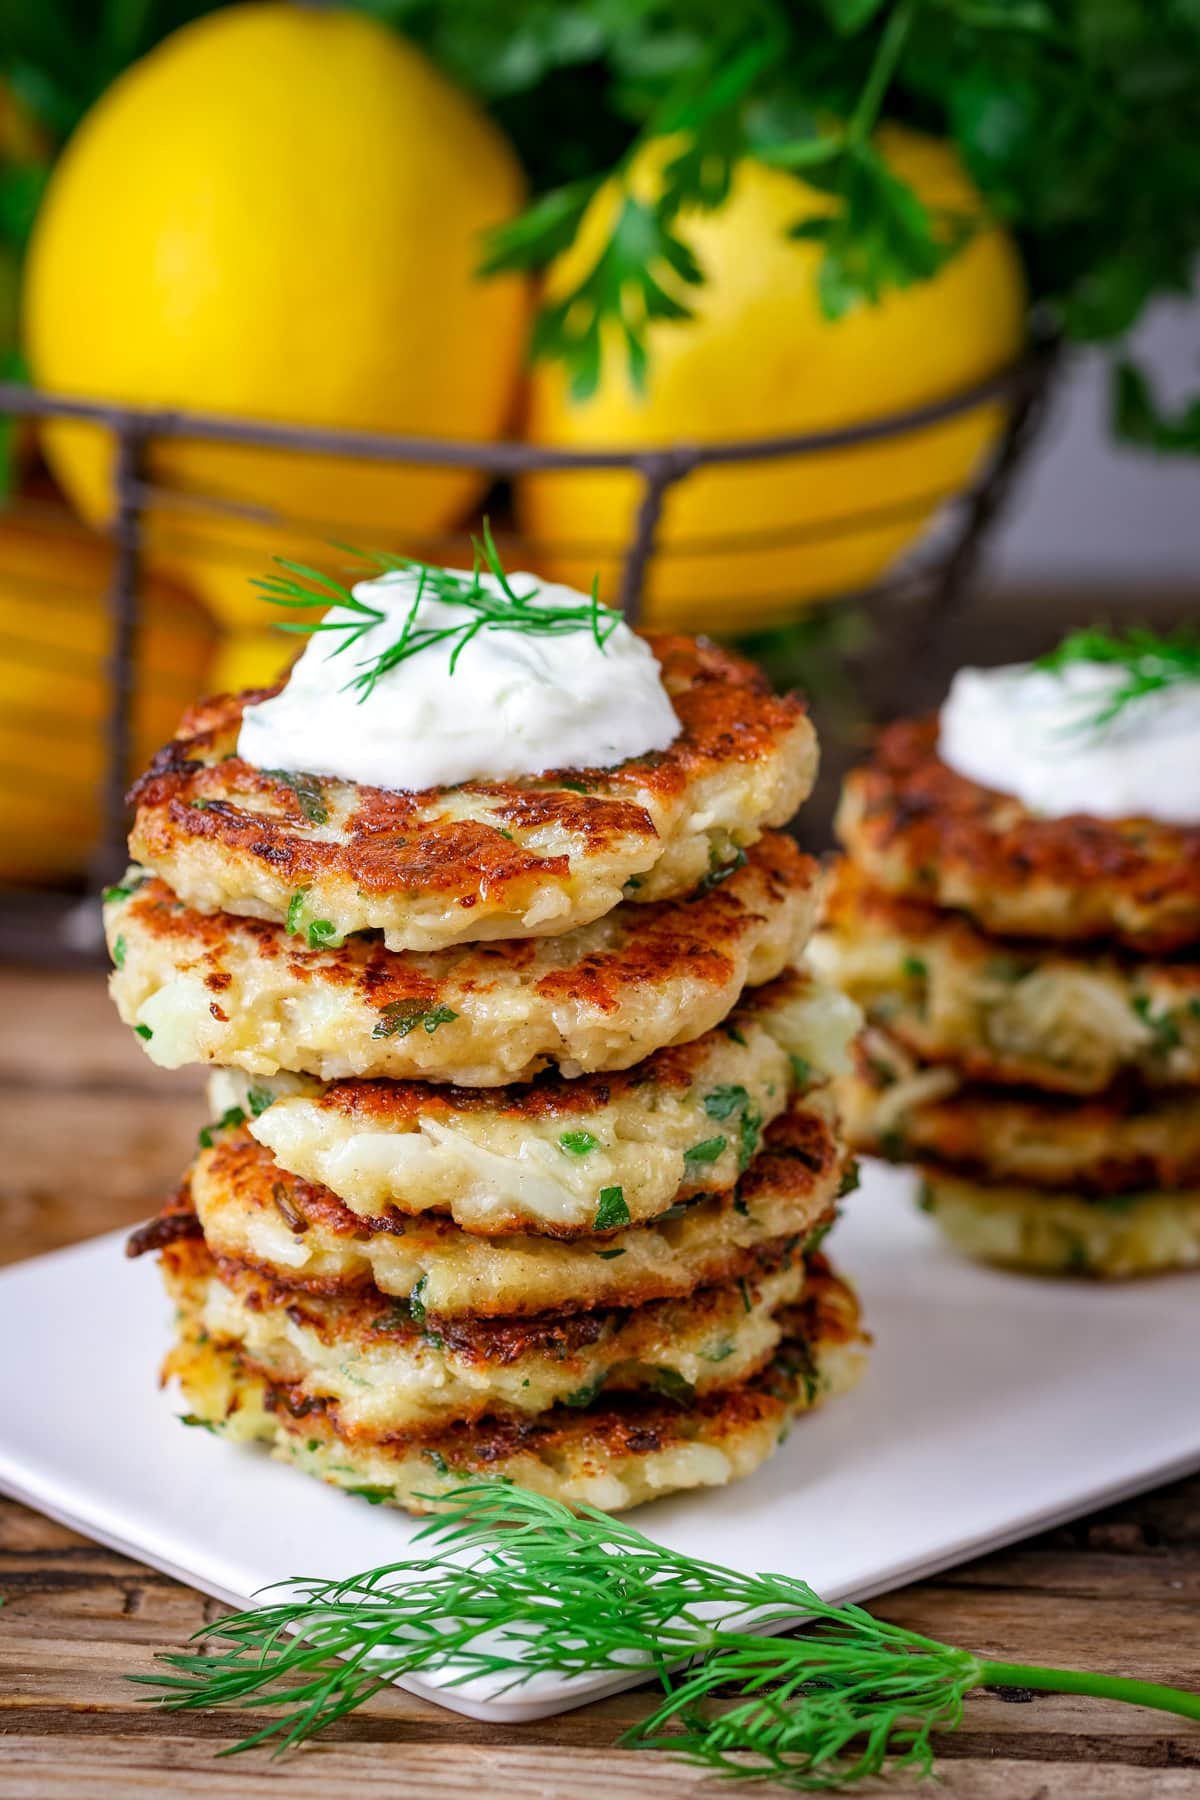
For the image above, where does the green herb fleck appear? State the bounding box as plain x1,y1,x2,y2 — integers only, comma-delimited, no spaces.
178,1413,220,1434
408,1276,429,1326
306,919,343,950
102,874,144,906
246,1087,274,1118
594,1186,630,1231
595,1247,627,1260
695,844,748,897
372,1001,459,1041
563,1375,606,1409
134,1024,153,1041
198,1107,247,1149
112,934,126,968
559,1130,599,1156
286,890,308,935
346,1486,395,1506
704,1085,750,1122
1132,995,1181,1053
684,1136,727,1169
788,1054,812,1088
262,768,329,825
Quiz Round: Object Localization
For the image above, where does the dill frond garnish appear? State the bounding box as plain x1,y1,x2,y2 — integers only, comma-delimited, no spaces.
130,1480,1200,1781
252,522,619,700
1036,625,1200,734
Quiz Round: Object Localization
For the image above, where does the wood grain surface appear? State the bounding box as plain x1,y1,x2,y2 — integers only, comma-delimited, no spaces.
2,967,1198,1798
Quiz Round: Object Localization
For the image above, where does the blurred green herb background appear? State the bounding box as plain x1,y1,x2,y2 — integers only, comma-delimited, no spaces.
1,0,1198,439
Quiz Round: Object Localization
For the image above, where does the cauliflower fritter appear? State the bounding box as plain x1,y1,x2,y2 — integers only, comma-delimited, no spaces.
107,834,820,1084
918,1171,1200,1279
842,1029,1200,1194
133,1093,848,1317
837,717,1200,953
201,969,859,1234
160,1234,807,1435
817,862,1200,1095
129,634,817,952
162,1257,866,1514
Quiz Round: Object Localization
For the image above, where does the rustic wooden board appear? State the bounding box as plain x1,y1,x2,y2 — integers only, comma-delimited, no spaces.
1,969,1198,1797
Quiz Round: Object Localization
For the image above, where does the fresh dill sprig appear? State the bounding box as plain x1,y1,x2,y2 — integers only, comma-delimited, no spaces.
1036,625,1200,734
130,1480,1200,1782
252,522,618,700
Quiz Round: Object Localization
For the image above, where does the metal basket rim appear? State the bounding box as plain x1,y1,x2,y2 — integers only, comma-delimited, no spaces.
0,345,1048,475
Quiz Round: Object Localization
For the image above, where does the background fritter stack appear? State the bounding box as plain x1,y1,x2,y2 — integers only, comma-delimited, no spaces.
112,634,867,1513
820,717,1200,1280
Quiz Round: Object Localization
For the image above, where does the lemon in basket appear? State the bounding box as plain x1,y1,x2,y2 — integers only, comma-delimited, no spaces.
23,3,527,630
0,512,215,882
519,126,1026,633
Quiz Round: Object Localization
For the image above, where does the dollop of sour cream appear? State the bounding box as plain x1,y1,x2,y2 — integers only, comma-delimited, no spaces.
238,567,680,791
939,659,1200,823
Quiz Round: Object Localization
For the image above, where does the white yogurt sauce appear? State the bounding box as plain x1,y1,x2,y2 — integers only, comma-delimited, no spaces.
938,659,1200,823
238,566,679,791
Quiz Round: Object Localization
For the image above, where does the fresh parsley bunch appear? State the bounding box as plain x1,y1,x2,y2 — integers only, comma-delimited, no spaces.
4,0,1200,441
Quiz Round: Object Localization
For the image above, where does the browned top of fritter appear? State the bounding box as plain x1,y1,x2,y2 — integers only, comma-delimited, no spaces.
838,717,1200,952
243,1260,860,1458
128,634,809,902
118,833,814,1020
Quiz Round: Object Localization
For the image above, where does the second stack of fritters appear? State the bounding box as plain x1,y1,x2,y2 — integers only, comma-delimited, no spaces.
114,632,868,1511
820,716,1200,1279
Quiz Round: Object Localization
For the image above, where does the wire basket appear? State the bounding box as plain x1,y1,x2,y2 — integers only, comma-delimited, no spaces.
0,335,1057,964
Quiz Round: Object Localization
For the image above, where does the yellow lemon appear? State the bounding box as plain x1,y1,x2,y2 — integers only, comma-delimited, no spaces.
24,4,527,629
520,126,1026,631
0,509,216,881
208,627,295,697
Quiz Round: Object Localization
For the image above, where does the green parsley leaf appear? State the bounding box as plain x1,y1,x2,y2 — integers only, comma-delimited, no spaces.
704,1085,750,1122
594,1186,631,1231
306,919,343,950
372,1001,459,1041
198,1107,247,1150
684,1136,728,1168
262,768,329,825
134,1024,153,1041
559,1129,599,1156
286,890,308,935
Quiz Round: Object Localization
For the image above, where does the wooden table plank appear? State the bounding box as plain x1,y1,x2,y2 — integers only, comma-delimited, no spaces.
1,966,1198,1797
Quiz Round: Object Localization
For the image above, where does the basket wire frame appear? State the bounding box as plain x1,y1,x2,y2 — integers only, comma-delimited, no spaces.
0,336,1056,962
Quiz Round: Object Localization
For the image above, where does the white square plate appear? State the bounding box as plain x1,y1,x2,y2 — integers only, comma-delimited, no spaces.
3,1162,1198,1722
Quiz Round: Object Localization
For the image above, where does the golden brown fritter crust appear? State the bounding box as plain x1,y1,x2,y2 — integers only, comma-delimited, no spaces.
128,635,817,951
162,1255,867,1512
818,860,1200,1095
107,834,819,1083
158,1233,808,1433
843,1031,1200,1195
131,1094,846,1317
837,717,1200,952
917,1172,1200,1280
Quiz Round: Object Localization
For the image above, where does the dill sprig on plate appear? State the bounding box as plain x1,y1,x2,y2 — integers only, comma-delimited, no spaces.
1036,625,1200,733
252,521,619,699
129,1480,1200,1784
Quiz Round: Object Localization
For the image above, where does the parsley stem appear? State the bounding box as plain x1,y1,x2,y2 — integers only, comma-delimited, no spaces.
849,0,916,142
980,1660,1200,1724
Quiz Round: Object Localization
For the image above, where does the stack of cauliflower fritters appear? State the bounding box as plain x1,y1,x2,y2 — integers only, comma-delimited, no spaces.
820,717,1200,1279
111,635,867,1514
